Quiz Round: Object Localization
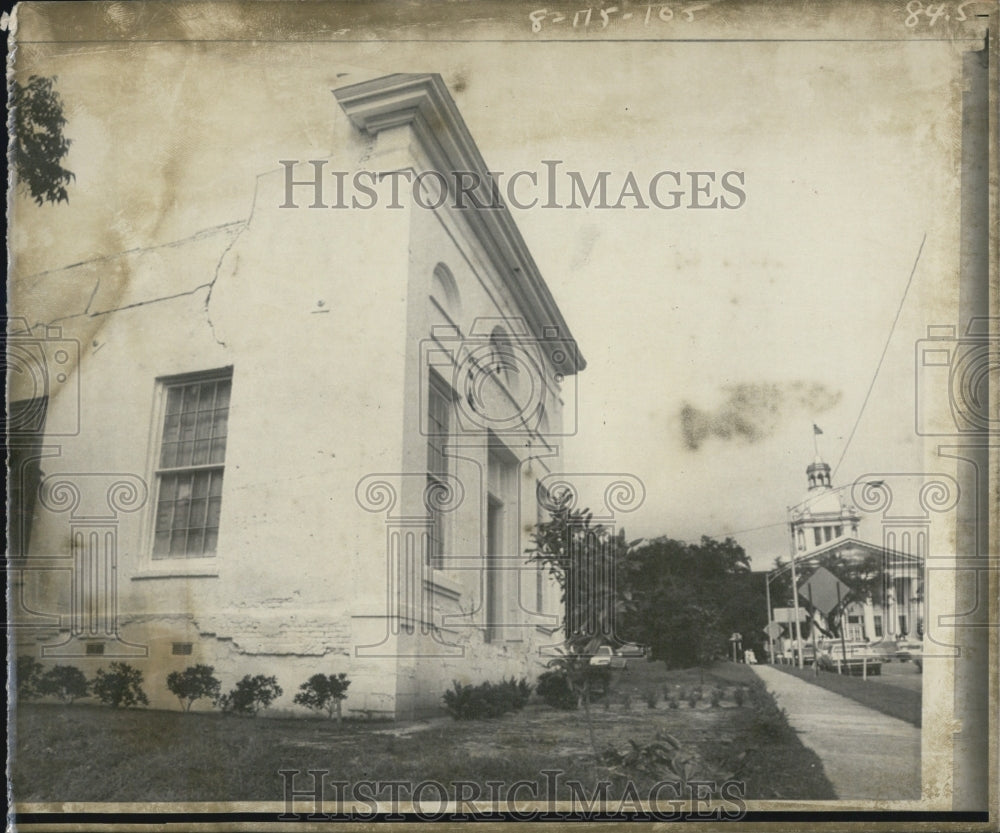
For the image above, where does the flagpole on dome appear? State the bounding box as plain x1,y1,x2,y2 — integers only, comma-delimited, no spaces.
813,423,823,459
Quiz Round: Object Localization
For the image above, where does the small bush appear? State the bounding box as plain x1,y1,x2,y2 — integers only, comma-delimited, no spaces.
643,687,659,709
16,655,45,699
746,678,793,741
294,672,351,721
667,696,679,709
92,662,148,708
166,664,221,711
443,677,531,720
734,686,746,707
536,670,578,711
914,657,923,674
37,665,89,704
217,674,283,716
687,692,698,708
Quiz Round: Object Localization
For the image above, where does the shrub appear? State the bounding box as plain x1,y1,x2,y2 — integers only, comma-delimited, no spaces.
217,674,283,716
166,664,221,711
92,663,148,708
734,686,746,707
536,670,578,711
294,673,351,721
667,696,679,709
745,678,793,741
16,655,45,699
37,664,89,704
443,677,531,720
643,687,659,709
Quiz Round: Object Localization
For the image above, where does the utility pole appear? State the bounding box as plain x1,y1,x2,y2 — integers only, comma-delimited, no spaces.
788,506,805,669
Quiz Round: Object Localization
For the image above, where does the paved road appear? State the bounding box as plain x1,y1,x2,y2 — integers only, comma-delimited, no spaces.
750,665,920,800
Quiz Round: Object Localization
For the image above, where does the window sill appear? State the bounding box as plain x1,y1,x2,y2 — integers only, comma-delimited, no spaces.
132,564,220,580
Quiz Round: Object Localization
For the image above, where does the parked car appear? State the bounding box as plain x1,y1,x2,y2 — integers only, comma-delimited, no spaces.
614,643,648,659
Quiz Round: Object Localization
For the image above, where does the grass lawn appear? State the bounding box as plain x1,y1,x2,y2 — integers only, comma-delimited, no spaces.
13,662,834,804
769,662,921,727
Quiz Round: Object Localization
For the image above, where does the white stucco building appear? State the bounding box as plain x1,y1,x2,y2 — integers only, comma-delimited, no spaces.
9,73,585,718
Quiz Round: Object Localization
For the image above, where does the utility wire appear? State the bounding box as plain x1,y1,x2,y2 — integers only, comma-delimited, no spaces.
833,233,926,478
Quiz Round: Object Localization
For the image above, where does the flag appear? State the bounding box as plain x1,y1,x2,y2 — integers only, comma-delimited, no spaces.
813,424,823,435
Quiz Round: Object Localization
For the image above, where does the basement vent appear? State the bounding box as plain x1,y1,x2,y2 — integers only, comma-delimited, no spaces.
172,642,193,656
85,642,105,656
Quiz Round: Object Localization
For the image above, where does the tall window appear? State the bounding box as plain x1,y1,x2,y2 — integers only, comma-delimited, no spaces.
426,372,451,568
153,371,232,558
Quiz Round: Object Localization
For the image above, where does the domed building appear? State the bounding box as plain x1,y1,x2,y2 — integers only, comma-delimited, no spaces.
770,450,924,664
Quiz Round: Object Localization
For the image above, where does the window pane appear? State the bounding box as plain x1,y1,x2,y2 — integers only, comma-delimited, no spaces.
187,528,205,555
207,497,222,526
192,440,210,465
160,442,177,469
209,471,224,497
180,411,197,442
203,529,219,553
155,503,173,532
165,387,183,415
189,497,208,528
170,530,188,555
154,531,170,555
162,412,180,442
183,384,201,412
210,438,227,464
196,411,214,440
198,383,216,411
192,473,209,498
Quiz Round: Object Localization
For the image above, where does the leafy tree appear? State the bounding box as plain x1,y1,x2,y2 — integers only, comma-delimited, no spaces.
616,535,758,669
37,665,90,704
526,490,635,757
217,674,282,716
92,662,149,708
166,664,222,712
16,655,45,699
293,672,351,722
10,75,75,205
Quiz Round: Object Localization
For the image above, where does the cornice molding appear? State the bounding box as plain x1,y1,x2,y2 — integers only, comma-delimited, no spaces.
333,73,586,376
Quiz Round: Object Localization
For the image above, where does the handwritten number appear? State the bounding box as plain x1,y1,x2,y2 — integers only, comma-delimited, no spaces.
924,2,947,24
681,2,709,20
904,0,923,26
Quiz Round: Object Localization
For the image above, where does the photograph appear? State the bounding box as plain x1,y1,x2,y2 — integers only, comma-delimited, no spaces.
5,0,997,829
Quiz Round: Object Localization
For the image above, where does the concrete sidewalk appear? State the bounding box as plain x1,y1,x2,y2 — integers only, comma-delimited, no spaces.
750,664,920,800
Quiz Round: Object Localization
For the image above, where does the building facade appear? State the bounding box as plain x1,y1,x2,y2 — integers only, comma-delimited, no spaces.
9,74,585,718
769,454,924,662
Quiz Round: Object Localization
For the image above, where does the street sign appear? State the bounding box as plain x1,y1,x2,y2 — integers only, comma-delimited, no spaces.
763,621,783,639
773,606,807,623
798,565,852,616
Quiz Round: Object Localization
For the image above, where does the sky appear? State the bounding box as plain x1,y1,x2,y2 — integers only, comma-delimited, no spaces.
9,12,971,569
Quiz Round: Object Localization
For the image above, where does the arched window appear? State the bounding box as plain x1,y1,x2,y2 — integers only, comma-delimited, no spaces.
431,263,461,322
